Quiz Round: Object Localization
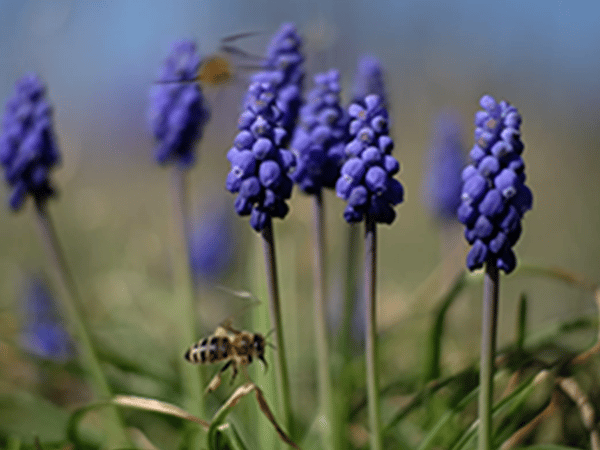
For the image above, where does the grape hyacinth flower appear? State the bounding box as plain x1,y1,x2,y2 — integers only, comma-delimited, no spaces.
423,111,465,221
290,69,349,194
252,22,304,139
458,95,532,274
149,40,209,167
336,94,404,224
19,278,74,362
226,81,295,232
0,73,60,211
352,55,387,105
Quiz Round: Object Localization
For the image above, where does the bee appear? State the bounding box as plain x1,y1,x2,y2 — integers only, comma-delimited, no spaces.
184,321,271,391
157,31,263,88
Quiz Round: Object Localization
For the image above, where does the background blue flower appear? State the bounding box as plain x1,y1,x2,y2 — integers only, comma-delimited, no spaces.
0,74,60,211
148,40,210,168
422,110,465,221
19,278,74,362
290,69,349,194
251,22,304,140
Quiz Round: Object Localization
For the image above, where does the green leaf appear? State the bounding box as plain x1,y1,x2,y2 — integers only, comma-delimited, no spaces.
449,371,547,450
423,272,467,382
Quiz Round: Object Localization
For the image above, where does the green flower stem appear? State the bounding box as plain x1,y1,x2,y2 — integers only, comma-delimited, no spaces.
311,192,337,450
169,167,204,438
261,220,293,437
479,260,499,450
34,203,130,448
365,215,382,450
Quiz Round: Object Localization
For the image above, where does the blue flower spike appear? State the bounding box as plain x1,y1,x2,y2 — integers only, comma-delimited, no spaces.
252,23,304,138
423,111,465,220
149,40,210,167
227,81,295,232
336,94,403,224
0,73,60,211
290,69,349,194
458,95,532,274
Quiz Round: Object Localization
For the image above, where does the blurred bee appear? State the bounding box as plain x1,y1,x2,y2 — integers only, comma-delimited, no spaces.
185,321,271,392
157,31,263,88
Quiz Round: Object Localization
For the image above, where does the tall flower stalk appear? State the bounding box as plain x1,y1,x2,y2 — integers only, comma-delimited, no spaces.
149,39,210,442
290,69,348,450
338,55,388,362
336,94,404,450
458,95,532,450
0,74,130,447
226,80,297,434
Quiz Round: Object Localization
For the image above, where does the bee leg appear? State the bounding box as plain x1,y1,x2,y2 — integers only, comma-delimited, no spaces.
205,360,232,394
229,362,238,385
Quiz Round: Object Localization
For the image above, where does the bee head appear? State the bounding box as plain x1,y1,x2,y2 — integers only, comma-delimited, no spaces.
253,333,268,371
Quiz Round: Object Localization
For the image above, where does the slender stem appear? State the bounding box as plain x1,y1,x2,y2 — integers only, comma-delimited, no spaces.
261,220,293,436
479,260,499,450
311,193,337,450
34,203,130,447
364,215,382,450
169,168,204,431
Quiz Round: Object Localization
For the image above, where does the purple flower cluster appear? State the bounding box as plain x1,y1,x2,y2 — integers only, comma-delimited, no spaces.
336,95,403,224
352,55,386,105
252,23,304,138
458,95,533,273
290,69,349,194
148,40,209,168
423,111,465,220
0,74,60,211
226,82,295,232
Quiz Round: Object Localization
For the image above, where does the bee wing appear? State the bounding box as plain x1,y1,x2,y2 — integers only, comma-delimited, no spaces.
219,31,262,43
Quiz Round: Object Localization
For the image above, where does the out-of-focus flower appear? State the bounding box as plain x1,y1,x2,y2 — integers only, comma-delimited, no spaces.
423,111,465,221
226,82,295,232
290,69,349,194
148,40,210,167
351,55,386,105
0,73,60,211
189,205,236,282
458,95,532,273
252,23,304,139
336,95,403,224
19,278,74,362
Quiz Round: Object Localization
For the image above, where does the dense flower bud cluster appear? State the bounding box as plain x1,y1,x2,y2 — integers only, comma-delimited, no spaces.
290,69,349,194
226,82,295,232
423,111,465,220
352,55,387,105
148,40,209,167
0,74,60,211
252,23,304,138
458,95,532,273
336,95,403,224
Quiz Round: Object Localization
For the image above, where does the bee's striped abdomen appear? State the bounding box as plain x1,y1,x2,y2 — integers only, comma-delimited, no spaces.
185,335,231,365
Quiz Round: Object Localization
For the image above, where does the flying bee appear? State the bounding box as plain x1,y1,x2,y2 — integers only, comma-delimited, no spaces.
156,31,264,88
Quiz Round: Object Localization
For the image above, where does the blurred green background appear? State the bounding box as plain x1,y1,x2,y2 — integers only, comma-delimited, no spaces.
0,1,599,447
